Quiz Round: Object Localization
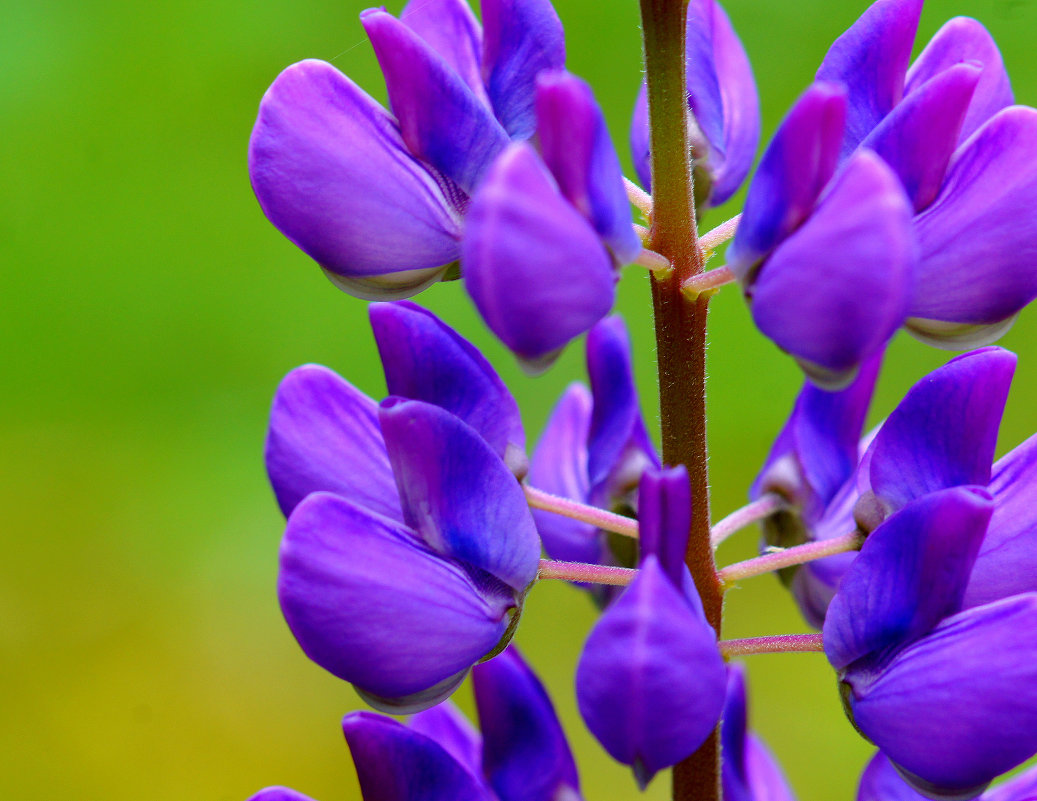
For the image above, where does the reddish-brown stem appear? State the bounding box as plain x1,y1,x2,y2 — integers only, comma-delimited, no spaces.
638,0,724,799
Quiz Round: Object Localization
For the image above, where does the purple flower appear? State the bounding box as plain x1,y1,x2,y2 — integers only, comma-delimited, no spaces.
266,303,539,712
722,665,796,801
727,83,916,388
248,0,564,300
576,466,726,788
816,0,1037,349
750,353,881,627
528,315,659,603
266,301,526,519
342,646,582,801
824,481,1037,797
630,0,760,208
759,347,1019,628
463,71,640,368
858,751,1037,801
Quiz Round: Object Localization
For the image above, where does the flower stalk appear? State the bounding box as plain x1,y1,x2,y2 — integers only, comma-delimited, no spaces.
537,559,638,586
719,531,865,587
638,0,723,797
719,633,825,657
523,485,639,538
711,492,788,547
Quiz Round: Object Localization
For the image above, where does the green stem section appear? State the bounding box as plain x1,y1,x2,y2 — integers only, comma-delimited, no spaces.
638,1,724,799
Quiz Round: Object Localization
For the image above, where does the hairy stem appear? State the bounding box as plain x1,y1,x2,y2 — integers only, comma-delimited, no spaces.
711,492,787,548
638,0,723,798
719,633,825,657
682,266,736,299
536,559,637,586
524,485,639,539
718,531,865,586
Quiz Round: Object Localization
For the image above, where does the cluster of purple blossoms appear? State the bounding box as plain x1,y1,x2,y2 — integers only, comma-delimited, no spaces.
244,0,1037,798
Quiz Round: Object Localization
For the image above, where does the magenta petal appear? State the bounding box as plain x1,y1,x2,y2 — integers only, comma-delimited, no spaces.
463,144,616,363
815,0,924,153
849,594,1037,799
964,432,1037,609
868,347,1015,512
379,399,540,591
401,0,487,106
408,702,484,780
824,487,993,671
369,301,526,472
576,557,726,787
908,106,1037,334
343,711,495,801
529,383,601,565
249,60,462,297
861,63,981,212
750,151,914,387
481,0,566,139
727,83,847,279
363,10,509,195
279,493,513,706
535,71,640,264
265,365,401,520
706,0,760,205
906,16,1014,143
473,647,581,801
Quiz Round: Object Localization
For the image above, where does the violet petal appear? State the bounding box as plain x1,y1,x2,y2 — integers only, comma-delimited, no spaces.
528,383,601,565
908,106,1037,335
463,143,616,364
401,0,487,106
857,752,929,801
638,466,692,586
964,432,1037,608
905,16,1014,143
630,84,651,191
535,71,641,264
408,701,484,780
474,646,581,801
265,364,401,520
861,63,981,212
248,60,462,297
481,0,566,139
848,594,1037,799
279,492,513,707
685,0,727,161
727,83,847,279
706,0,761,205
379,398,540,591
586,316,658,492
867,347,1015,512
247,790,319,801
815,0,924,154
369,301,526,472
343,711,495,801
576,557,726,787
752,351,881,522
823,486,993,671
363,9,509,195
750,150,914,387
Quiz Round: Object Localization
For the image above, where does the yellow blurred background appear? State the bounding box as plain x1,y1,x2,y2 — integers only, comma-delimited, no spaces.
3,0,1037,798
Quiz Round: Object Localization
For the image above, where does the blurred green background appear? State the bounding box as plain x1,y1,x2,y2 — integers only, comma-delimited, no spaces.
3,0,1037,798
